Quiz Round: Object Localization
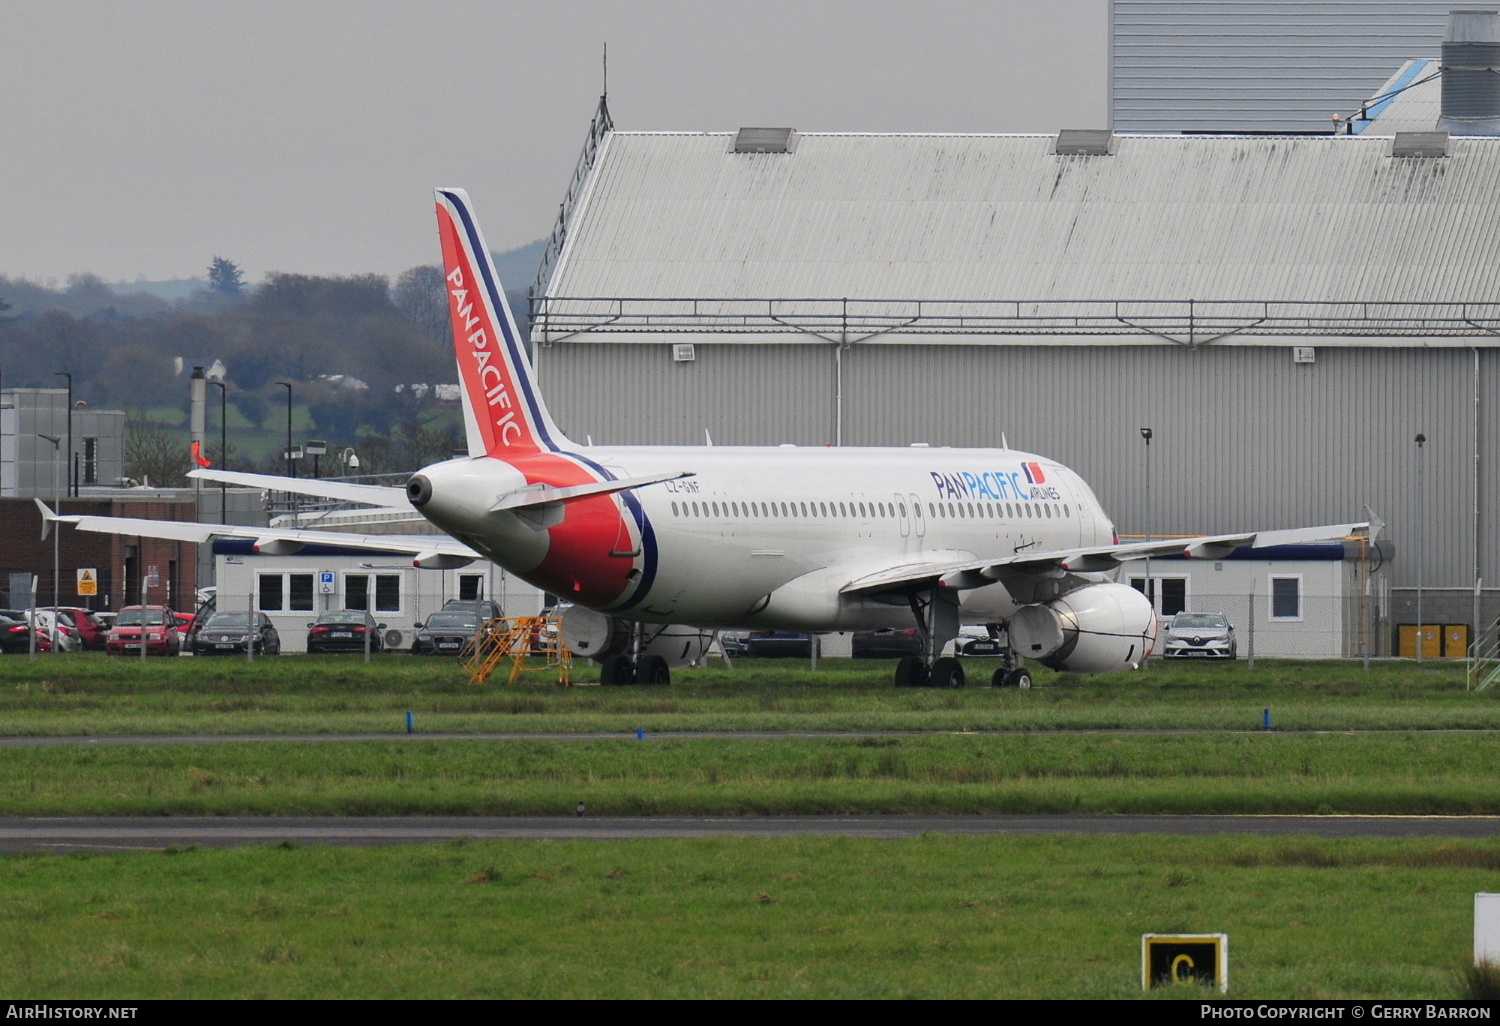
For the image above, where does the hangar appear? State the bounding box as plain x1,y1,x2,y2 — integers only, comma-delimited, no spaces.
523,84,1500,656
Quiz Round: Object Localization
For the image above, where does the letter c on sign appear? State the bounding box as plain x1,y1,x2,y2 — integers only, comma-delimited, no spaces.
1170,953,1194,983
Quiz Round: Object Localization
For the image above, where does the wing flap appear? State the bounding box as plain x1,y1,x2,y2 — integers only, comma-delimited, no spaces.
841,521,1370,597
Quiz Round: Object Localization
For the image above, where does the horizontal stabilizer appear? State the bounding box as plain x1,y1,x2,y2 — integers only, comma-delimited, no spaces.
189,468,408,507
51,508,480,566
491,471,695,512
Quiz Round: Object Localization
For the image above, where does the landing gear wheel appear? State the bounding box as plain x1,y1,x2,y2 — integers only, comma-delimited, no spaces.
600,654,635,686
929,656,965,689
639,654,671,686
999,668,1033,689
894,656,927,688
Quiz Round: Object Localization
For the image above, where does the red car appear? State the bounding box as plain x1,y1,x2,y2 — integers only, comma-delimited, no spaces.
106,605,182,657
36,607,109,651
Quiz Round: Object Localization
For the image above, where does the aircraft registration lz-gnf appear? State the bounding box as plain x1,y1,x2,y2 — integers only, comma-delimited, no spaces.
48,189,1369,687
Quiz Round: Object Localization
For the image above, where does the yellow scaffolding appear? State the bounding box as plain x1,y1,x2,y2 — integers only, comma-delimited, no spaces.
463,615,572,686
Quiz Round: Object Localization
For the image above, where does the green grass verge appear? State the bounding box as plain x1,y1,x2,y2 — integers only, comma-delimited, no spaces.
4,733,1499,816
1,834,1493,999
1,656,1495,737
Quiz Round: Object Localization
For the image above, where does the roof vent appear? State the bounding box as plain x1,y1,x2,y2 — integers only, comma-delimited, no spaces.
1438,8,1500,135
731,127,797,154
1392,131,1451,156
1053,129,1114,156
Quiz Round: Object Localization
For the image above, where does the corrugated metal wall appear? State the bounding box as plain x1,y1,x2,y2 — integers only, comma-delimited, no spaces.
539,340,1496,590
1111,0,1454,133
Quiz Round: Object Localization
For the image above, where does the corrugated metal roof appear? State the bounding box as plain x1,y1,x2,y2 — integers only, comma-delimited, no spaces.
541,131,1500,340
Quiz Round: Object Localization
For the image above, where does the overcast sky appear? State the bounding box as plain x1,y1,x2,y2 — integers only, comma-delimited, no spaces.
3,0,1107,286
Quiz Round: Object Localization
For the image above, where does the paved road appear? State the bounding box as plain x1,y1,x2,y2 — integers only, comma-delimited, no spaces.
2,814,1497,852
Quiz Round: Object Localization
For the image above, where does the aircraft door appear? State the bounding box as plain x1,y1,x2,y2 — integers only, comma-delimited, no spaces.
909,494,926,539
1055,467,1097,546
895,493,910,538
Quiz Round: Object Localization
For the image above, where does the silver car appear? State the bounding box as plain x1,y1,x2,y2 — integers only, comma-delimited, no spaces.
1162,612,1237,660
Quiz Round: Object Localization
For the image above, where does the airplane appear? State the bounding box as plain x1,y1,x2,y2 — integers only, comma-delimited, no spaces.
47,188,1370,688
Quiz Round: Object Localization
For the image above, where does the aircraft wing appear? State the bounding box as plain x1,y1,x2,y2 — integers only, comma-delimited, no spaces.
840,521,1370,597
39,501,480,568
188,468,408,507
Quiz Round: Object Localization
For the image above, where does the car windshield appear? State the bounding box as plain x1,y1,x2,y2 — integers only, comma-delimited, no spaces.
319,612,368,625
426,613,477,629
116,609,166,626
205,613,252,628
1173,614,1227,629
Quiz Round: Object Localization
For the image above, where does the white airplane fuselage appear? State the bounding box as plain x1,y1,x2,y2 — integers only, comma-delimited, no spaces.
408,443,1115,631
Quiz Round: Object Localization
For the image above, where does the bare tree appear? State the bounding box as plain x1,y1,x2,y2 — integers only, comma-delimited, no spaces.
393,265,449,342
124,415,190,487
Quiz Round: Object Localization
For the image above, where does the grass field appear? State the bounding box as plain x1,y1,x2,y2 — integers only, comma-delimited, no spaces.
2,834,1495,999
3,732,1500,816
3,656,1497,998
0,655,1493,736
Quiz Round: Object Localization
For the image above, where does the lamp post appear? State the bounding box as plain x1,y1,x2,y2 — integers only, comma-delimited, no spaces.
54,372,72,496
1416,432,1427,664
210,381,227,524
38,433,62,654
275,381,294,479
73,401,86,489
1140,427,1154,613
306,439,327,479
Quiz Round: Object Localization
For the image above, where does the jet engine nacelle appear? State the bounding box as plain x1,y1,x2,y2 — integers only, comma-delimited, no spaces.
558,604,712,668
1007,582,1158,673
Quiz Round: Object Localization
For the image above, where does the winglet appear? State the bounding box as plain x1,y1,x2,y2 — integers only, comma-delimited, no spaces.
34,498,55,540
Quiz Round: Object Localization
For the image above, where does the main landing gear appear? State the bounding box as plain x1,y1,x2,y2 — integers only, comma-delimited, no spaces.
891,585,1031,689
598,624,671,686
599,653,671,685
894,655,966,688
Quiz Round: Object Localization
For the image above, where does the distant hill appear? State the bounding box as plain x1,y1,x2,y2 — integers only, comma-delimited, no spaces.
95,238,547,301
491,239,547,293
110,278,204,301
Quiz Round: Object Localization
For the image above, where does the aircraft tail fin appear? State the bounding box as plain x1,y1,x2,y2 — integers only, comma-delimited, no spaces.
435,188,567,458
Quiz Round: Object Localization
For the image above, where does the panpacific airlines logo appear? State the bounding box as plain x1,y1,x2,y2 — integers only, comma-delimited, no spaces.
930,465,1060,502
445,264,525,449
